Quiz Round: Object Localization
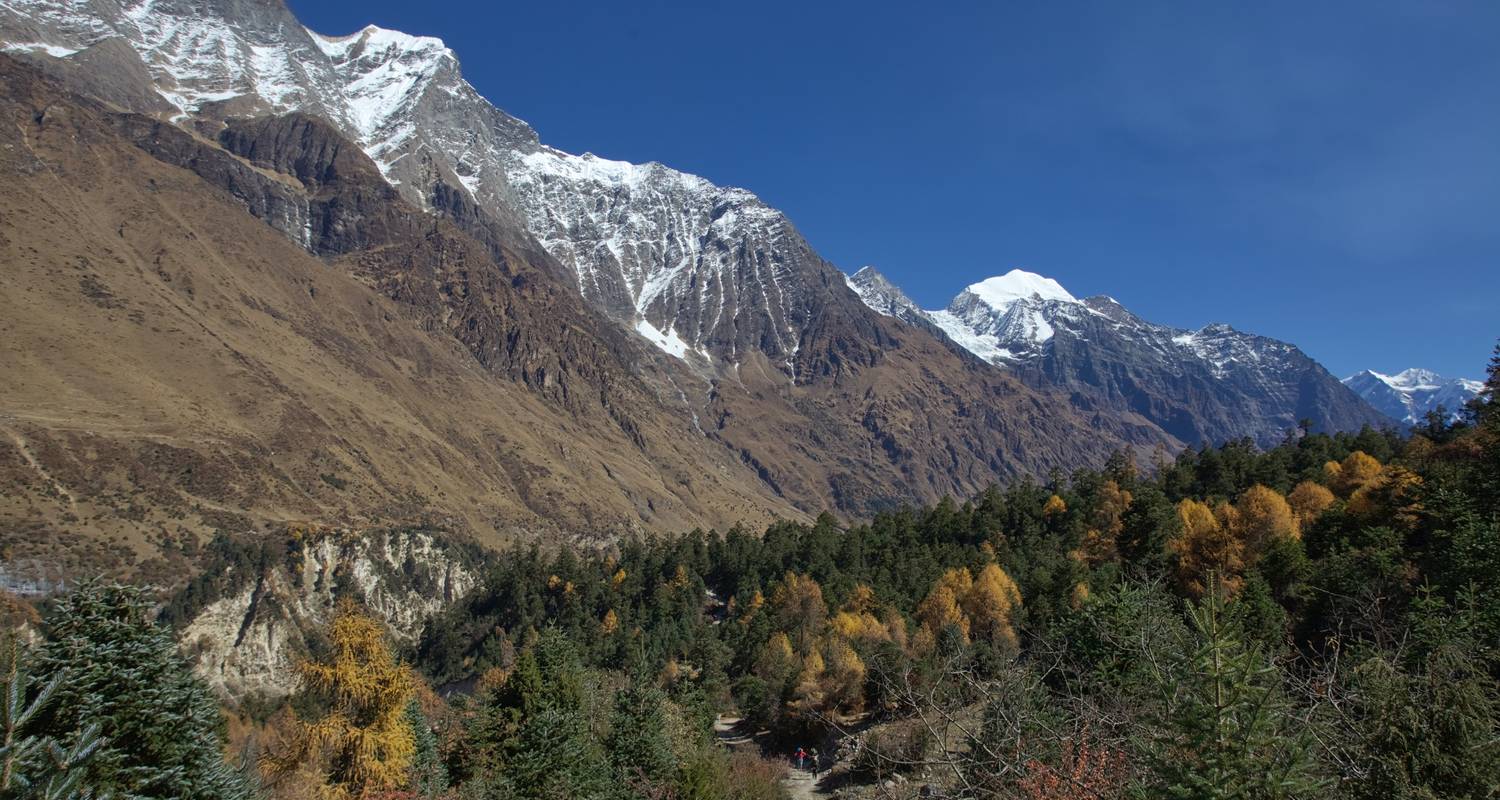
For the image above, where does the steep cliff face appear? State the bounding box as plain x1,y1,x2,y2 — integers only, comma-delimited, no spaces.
178,529,476,698
849,268,1389,447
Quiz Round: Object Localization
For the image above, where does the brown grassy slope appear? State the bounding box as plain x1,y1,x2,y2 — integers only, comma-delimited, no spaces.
0,57,797,585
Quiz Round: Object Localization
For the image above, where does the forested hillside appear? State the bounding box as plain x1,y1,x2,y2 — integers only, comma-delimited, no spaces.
5,346,1498,799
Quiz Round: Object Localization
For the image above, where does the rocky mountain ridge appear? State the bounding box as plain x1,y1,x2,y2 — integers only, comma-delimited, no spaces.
848,266,1390,446
0,0,845,372
1343,369,1483,425
1,1,1386,455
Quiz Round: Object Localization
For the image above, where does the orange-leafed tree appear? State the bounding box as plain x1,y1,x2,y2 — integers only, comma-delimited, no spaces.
265,600,415,799
964,563,1023,651
1287,480,1335,525
1233,484,1300,556
1170,499,1245,598
1016,729,1128,800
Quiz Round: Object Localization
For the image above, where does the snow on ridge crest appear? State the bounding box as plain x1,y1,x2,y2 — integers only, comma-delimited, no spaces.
964,269,1077,310
307,24,449,62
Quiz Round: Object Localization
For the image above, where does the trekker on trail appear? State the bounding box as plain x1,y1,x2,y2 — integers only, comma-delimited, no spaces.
795,746,807,770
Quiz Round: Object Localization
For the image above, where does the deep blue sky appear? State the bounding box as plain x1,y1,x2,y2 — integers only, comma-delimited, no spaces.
290,0,1499,379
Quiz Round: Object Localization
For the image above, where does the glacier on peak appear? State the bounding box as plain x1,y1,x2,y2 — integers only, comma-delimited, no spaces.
963,269,1078,311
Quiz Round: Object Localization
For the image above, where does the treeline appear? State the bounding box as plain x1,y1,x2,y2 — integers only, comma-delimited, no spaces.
402,348,1499,798
3,348,1497,799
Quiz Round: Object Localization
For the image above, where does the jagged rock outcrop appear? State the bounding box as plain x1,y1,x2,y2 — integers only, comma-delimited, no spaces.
179,529,476,698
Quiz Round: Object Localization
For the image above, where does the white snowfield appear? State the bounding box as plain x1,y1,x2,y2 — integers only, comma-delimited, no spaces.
965,269,1077,309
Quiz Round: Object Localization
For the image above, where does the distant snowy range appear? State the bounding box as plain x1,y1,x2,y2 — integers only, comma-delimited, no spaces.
1342,369,1484,426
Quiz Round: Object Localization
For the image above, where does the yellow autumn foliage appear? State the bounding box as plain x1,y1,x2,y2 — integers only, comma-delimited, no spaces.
917,569,973,642
964,563,1022,651
1332,451,1384,496
267,600,415,799
753,632,798,685
830,610,889,644
1287,481,1336,524
820,638,867,712
843,584,877,614
1348,465,1425,530
1233,484,1300,554
1070,582,1091,609
1077,480,1132,565
1171,499,1245,599
770,572,827,650
914,564,1024,651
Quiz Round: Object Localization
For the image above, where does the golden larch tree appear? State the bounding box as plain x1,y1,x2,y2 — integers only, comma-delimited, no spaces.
963,563,1023,651
1077,480,1132,565
1331,450,1383,496
770,572,827,651
1233,484,1300,556
753,632,799,687
1287,481,1335,525
843,584,878,614
266,599,415,799
1348,465,1425,530
1171,499,1245,598
819,638,868,712
917,569,972,643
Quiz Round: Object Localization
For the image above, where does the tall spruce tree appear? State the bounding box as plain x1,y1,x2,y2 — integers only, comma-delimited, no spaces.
1134,583,1324,799
607,682,676,794
35,582,252,800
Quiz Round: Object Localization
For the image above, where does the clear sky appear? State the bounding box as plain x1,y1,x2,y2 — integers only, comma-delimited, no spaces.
289,0,1499,379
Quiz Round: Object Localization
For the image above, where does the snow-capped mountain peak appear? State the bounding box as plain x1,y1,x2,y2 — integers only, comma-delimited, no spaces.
963,269,1077,311
1343,369,1482,425
845,265,1388,445
0,0,820,366
306,24,455,142
846,266,923,319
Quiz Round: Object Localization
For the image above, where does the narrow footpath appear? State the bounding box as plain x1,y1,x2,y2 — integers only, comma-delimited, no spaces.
713,715,826,800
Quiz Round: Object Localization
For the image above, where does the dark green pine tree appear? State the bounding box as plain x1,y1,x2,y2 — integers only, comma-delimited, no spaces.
1338,590,1500,800
34,582,253,800
404,700,447,798
1,637,106,800
504,706,612,800
606,682,676,794
1134,582,1324,800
